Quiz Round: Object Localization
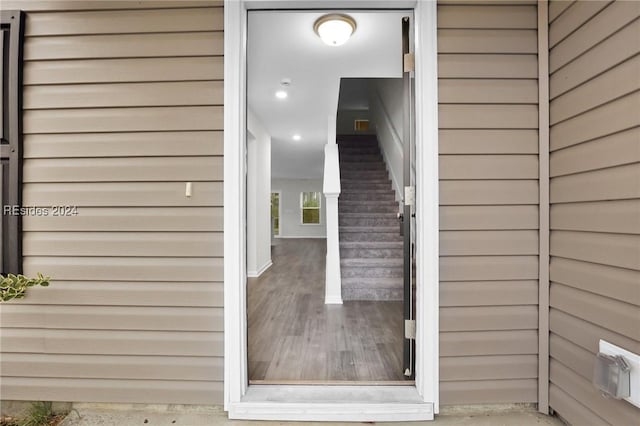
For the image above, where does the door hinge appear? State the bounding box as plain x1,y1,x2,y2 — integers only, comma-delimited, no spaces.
405,319,416,340
404,53,415,73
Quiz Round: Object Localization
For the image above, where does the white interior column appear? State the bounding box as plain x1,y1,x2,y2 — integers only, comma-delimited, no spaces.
247,110,272,277
324,192,342,304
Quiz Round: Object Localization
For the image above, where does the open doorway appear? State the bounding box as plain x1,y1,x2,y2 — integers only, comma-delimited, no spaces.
245,10,414,384
225,0,438,420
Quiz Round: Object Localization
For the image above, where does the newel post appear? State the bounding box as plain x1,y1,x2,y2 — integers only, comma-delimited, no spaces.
324,191,342,304
323,115,342,304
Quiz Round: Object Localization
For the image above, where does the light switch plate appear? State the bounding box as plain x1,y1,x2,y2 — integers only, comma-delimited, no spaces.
599,339,640,408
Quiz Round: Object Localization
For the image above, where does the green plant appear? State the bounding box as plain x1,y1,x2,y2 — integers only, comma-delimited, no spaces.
16,402,53,426
0,273,51,302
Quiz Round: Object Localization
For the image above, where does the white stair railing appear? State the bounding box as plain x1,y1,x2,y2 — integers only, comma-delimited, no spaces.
323,115,342,304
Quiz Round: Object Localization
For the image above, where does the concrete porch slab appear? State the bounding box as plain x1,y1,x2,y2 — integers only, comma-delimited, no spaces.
59,404,565,426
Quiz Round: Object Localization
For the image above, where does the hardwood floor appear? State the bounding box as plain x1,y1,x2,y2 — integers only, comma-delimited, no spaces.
248,238,406,382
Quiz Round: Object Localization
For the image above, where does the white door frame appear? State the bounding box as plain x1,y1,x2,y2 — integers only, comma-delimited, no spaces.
223,0,439,421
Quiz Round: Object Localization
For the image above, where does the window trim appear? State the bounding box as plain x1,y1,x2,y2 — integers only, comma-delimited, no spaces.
1,10,24,275
300,191,321,225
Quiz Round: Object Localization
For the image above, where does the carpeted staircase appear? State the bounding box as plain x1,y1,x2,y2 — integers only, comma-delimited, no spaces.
338,135,404,301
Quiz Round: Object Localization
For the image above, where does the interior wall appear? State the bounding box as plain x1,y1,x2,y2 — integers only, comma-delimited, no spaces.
247,109,272,276
547,1,640,424
369,78,404,201
436,1,540,405
271,178,326,238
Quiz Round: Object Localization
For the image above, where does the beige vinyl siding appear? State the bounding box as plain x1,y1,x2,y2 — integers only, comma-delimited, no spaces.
548,1,640,424
437,2,539,405
0,2,221,11
0,2,224,405
548,1,574,23
24,57,224,85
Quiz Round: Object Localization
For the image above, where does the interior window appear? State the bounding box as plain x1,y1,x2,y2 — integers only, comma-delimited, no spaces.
271,192,280,236
300,191,321,224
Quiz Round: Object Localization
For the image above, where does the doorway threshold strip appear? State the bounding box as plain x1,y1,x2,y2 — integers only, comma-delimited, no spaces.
250,380,416,386
229,385,433,422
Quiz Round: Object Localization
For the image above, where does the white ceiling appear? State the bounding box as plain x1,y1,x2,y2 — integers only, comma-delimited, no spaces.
247,10,408,179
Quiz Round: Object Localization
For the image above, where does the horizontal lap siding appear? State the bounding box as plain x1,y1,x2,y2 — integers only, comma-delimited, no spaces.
548,1,640,424
0,2,222,11
437,2,539,405
0,3,224,405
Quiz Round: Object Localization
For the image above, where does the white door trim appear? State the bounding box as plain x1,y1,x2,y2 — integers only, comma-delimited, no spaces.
223,0,439,420
413,0,440,412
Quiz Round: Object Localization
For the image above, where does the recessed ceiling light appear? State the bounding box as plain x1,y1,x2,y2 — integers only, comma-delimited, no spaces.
292,134,302,141
275,90,288,99
314,14,357,46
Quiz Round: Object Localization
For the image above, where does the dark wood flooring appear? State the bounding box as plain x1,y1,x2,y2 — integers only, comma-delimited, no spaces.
248,238,406,382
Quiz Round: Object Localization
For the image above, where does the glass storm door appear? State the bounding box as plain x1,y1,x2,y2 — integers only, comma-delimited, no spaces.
401,15,416,379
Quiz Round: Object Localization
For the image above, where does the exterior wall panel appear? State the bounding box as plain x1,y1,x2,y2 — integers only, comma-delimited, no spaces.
550,18,640,98
0,2,224,405
2,329,223,356
548,1,640,423
24,57,224,85
437,1,540,405
549,1,639,72
24,7,223,35
4,0,636,415
24,32,224,60
438,54,538,78
549,128,640,177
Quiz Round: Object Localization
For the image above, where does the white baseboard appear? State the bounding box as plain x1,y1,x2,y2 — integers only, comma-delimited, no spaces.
247,260,272,278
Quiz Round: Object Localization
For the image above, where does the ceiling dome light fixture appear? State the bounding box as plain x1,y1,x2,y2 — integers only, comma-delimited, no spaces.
292,134,302,141
314,14,357,46
275,90,288,99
